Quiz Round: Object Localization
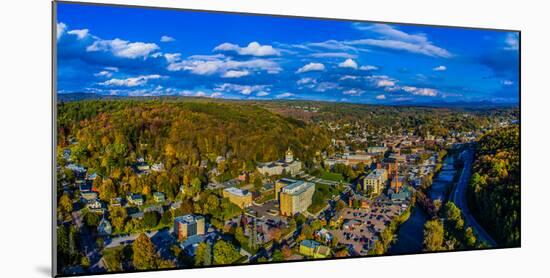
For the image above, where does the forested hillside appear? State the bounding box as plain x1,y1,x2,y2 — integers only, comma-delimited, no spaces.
468,126,520,247
57,99,331,200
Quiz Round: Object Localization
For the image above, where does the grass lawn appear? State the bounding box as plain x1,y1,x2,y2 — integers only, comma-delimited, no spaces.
320,170,344,182
256,190,275,204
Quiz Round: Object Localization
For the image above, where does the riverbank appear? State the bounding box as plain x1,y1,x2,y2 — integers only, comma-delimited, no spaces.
388,152,458,254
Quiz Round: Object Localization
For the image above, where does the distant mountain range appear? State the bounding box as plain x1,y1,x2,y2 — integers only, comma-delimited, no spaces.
56,92,519,108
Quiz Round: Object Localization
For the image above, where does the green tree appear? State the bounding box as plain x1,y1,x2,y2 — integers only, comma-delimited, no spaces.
109,206,127,233
59,193,73,214
132,233,158,270
143,211,160,229
195,242,212,266
213,240,241,265
423,219,445,251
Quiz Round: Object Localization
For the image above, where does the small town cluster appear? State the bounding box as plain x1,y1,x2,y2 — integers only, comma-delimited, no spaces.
57,112,504,275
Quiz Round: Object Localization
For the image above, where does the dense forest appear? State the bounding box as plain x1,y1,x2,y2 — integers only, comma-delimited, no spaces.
57,99,331,200
468,126,520,247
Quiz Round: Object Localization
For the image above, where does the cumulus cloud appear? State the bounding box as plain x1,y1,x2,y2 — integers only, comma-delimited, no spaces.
167,55,281,76
339,75,358,81
214,41,280,56
94,70,112,78
210,92,222,98
433,65,447,71
377,79,396,87
222,70,250,78
57,22,67,40
160,35,175,42
338,58,358,69
296,62,325,73
164,53,181,63
214,83,271,95
376,94,386,100
297,77,316,85
359,65,378,71
276,92,294,99
87,38,159,59
342,89,364,96
99,74,163,87
67,29,89,40
402,86,438,96
256,91,269,97
504,33,519,51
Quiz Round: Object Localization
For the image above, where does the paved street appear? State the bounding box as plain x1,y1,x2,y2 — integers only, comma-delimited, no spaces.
450,149,497,247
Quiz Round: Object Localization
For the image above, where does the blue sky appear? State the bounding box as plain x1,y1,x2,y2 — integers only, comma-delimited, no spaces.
56,3,519,104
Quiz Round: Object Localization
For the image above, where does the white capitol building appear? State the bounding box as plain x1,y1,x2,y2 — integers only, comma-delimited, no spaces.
257,148,302,176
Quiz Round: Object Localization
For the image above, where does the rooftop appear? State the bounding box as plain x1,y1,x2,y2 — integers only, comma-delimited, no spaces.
281,180,315,195
224,187,251,197
365,169,387,180
174,214,204,225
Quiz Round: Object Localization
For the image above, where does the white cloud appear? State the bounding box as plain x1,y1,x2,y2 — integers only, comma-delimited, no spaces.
94,71,112,78
433,65,447,71
105,67,119,72
365,75,398,88
502,80,514,86
354,23,427,44
256,91,269,97
376,94,386,100
87,38,159,59
338,58,358,69
504,33,519,51
160,35,175,42
307,40,360,52
67,29,89,40
349,24,452,58
214,83,271,95
276,92,294,99
57,22,67,40
314,82,340,92
376,79,396,87
164,53,181,63
297,77,316,85
310,52,357,59
359,65,378,71
342,89,364,96
99,74,163,87
222,70,250,78
195,91,206,97
210,92,222,98
402,86,438,96
214,41,280,56
340,75,358,81
296,62,325,73
167,56,281,75
348,38,452,58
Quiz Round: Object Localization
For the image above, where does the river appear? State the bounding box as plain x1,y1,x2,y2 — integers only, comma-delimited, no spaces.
389,154,457,254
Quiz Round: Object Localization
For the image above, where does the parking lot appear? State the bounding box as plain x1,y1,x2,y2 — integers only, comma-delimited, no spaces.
330,198,406,255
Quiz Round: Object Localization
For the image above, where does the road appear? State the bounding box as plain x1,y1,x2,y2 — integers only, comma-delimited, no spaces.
104,230,160,249
449,148,497,247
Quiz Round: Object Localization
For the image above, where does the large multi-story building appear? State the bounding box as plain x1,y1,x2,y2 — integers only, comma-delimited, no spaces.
361,169,388,196
257,148,302,176
174,214,205,241
223,187,253,208
275,178,315,216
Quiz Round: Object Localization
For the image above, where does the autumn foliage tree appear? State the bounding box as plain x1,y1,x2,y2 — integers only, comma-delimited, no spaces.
132,233,158,270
